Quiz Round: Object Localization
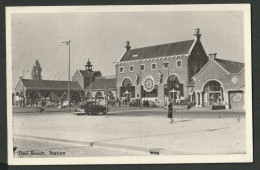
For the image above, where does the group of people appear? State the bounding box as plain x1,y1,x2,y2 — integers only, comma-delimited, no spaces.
142,99,150,107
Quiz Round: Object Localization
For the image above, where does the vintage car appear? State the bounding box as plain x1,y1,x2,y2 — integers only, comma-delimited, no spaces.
74,101,107,115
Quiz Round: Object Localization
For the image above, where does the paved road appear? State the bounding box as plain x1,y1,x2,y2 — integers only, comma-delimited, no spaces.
109,109,245,119
12,109,246,157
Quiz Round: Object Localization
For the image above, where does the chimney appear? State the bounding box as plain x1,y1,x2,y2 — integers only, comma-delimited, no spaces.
194,28,201,41
19,76,23,81
208,53,217,60
125,40,131,51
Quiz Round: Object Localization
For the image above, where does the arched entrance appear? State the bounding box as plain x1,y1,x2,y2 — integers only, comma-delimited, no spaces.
95,91,103,99
120,78,135,102
44,91,52,103
71,92,81,104
29,91,40,106
108,91,114,100
203,80,223,107
165,75,183,103
85,91,93,100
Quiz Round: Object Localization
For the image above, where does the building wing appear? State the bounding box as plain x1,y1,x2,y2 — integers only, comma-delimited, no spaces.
214,58,245,74
85,77,116,91
21,79,83,91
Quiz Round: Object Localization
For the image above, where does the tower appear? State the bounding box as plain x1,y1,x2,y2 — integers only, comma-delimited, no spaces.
85,58,93,72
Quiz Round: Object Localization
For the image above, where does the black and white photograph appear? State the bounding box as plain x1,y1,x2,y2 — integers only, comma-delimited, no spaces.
6,4,252,165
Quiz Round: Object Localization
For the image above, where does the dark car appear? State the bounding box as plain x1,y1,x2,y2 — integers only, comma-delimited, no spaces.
74,101,107,115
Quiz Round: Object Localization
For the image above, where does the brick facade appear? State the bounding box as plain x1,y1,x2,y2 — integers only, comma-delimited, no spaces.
116,30,209,104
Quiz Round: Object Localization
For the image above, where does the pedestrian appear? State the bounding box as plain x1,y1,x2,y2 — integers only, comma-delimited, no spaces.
168,101,174,124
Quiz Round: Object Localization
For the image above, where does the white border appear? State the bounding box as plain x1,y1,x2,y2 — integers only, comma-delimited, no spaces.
6,4,252,165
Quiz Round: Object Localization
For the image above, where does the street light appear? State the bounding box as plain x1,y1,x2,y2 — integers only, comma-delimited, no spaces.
139,59,142,109
113,61,119,101
62,40,71,113
22,69,29,105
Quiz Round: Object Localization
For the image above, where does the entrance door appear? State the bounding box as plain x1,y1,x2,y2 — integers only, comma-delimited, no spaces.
209,92,222,106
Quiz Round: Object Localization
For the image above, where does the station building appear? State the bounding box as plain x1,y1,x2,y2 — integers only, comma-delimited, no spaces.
72,59,117,102
191,53,245,110
14,77,84,106
116,29,209,104
116,29,245,109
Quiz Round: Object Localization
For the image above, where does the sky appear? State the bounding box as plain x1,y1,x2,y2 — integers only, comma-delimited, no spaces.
11,10,244,88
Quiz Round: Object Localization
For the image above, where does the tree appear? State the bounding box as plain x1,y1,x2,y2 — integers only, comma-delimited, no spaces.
31,59,42,80
31,66,36,79
93,70,102,78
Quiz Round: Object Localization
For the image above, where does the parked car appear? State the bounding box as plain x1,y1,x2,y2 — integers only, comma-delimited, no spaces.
58,101,72,108
74,101,108,115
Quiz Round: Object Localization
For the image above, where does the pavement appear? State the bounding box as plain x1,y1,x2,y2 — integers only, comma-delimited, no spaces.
12,107,246,157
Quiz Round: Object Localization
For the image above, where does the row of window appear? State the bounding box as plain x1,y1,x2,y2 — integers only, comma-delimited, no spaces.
119,60,182,73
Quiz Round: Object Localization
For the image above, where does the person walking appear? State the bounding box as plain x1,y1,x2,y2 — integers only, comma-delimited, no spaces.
168,101,174,124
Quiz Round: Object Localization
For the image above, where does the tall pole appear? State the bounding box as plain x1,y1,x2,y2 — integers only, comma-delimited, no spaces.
168,62,170,103
68,41,70,113
62,40,71,113
140,59,142,109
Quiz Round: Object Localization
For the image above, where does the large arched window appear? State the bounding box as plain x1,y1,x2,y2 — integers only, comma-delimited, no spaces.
120,78,135,99
203,80,223,106
122,78,132,87
165,75,183,98
167,75,180,91
71,92,81,104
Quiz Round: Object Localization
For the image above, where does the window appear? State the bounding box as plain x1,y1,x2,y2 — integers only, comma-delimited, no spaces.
141,64,145,71
129,65,134,72
151,63,157,70
132,54,138,57
176,60,182,68
120,78,135,98
163,62,169,69
119,66,124,73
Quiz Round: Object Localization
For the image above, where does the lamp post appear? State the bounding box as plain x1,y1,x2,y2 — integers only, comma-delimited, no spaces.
22,70,29,105
139,59,142,109
113,61,119,101
62,40,71,113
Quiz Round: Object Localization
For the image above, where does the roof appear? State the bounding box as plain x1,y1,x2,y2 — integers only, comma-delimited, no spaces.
85,77,116,90
21,79,83,91
78,70,92,77
120,40,195,62
214,58,244,74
